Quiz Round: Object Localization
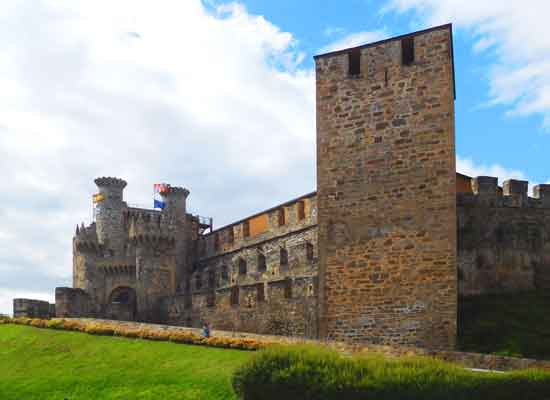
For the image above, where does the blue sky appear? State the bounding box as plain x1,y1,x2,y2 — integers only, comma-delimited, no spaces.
0,0,548,313
227,0,549,184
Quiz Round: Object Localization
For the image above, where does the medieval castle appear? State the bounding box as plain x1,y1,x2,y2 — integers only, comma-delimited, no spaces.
14,24,550,350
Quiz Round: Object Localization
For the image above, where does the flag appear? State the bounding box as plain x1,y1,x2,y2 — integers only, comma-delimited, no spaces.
153,183,169,209
92,193,105,203
154,199,165,209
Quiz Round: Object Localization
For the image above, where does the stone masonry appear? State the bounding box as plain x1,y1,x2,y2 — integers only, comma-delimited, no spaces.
13,24,550,350
316,25,457,348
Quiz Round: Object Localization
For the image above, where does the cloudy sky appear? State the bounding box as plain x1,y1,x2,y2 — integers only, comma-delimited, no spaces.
1,0,549,314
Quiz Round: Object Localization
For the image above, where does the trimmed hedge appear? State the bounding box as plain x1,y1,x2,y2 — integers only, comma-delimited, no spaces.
1,317,273,351
231,345,550,400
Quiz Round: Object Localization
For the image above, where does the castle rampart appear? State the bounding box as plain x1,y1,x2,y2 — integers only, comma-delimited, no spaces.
13,298,54,318
457,177,550,296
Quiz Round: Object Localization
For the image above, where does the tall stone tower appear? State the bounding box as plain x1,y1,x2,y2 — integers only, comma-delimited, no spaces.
94,177,128,255
315,24,457,348
130,185,190,321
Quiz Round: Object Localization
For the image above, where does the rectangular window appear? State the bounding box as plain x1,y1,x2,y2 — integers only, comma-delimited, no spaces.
214,234,220,251
278,208,285,226
228,228,234,244
306,242,314,261
401,36,415,66
231,286,239,306
280,248,288,267
257,283,265,302
257,253,266,273
207,293,215,308
243,221,250,238
297,201,305,221
348,48,361,76
239,258,247,275
284,280,292,299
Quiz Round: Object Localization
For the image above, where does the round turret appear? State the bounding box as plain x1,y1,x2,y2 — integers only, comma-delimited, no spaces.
161,186,190,216
94,176,128,253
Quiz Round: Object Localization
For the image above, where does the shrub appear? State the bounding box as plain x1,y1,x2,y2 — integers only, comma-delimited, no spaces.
30,319,47,328
84,323,115,336
46,319,66,329
231,345,550,400
2,317,274,352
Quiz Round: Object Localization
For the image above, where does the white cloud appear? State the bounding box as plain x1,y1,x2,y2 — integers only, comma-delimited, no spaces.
0,0,315,315
323,26,345,37
319,30,389,54
456,155,528,184
387,0,550,126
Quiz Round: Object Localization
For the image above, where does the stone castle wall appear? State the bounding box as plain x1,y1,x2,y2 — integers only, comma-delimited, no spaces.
161,193,319,338
13,298,54,318
458,178,550,296
315,25,457,348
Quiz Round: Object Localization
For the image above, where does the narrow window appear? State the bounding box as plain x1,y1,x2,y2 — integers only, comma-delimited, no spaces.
185,278,191,293
348,48,361,76
280,248,288,267
401,36,415,66
297,201,305,221
228,228,234,244
208,270,215,288
278,208,285,226
221,265,229,282
239,258,247,275
257,253,266,273
257,283,265,302
284,280,292,299
207,293,215,307
243,221,250,238
214,233,220,251
184,296,192,310
195,274,202,290
231,286,239,306
306,242,314,261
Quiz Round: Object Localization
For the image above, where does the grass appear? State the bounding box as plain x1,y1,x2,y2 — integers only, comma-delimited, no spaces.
3,291,550,400
0,324,251,400
458,291,550,360
232,345,550,400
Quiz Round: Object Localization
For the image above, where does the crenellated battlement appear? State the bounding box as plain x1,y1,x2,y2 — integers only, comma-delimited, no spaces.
163,186,190,196
74,222,103,252
128,212,177,245
458,176,550,209
94,176,127,189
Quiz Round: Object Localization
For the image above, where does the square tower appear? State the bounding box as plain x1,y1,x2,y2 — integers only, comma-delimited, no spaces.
315,24,457,348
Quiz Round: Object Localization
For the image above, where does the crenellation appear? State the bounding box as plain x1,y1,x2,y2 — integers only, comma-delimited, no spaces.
472,176,498,196
534,184,550,206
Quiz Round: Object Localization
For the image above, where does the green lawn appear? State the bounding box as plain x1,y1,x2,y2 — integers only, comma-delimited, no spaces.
0,324,251,400
458,291,550,360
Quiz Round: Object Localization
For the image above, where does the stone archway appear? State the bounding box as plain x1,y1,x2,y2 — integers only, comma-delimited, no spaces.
107,286,137,321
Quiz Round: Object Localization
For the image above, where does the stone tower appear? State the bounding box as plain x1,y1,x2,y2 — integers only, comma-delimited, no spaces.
315,24,457,348
160,186,191,286
94,177,128,255
130,185,190,321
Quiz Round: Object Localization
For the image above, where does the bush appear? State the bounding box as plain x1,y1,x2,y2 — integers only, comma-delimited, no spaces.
1,317,273,351
231,345,550,400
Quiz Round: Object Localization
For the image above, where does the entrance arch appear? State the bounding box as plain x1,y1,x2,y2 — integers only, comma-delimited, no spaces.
107,286,137,321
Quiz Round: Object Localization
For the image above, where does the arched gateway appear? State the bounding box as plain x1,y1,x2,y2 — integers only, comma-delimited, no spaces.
107,286,137,321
